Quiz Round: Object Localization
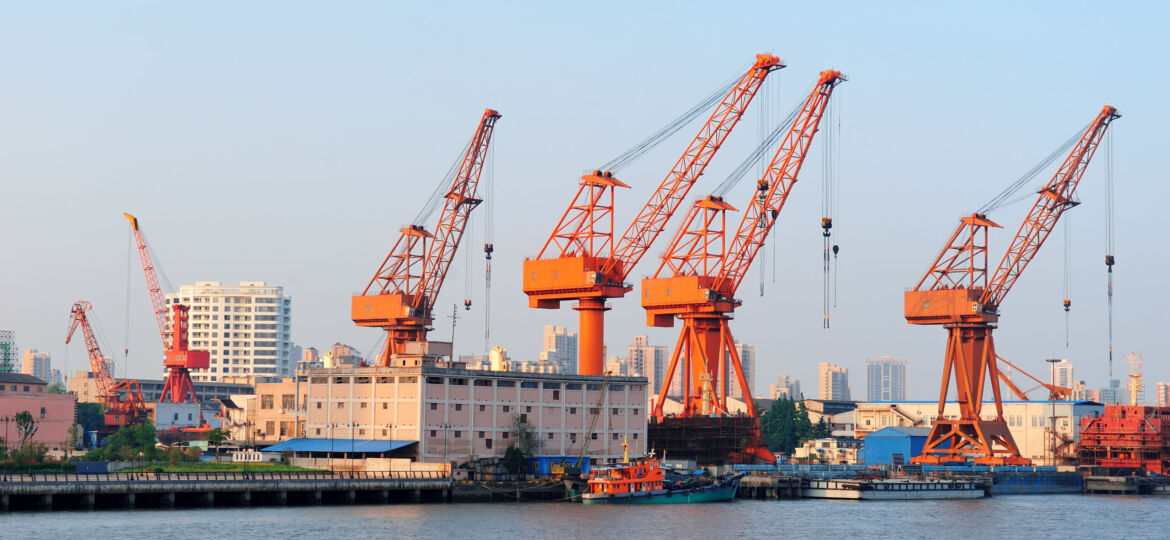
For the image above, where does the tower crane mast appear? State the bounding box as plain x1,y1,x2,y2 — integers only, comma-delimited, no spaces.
66,301,147,427
523,54,784,376
352,109,501,366
124,213,210,404
643,70,845,420
905,105,1119,465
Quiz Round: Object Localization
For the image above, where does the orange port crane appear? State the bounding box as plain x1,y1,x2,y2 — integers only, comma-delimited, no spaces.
66,301,148,427
905,105,1119,465
352,109,501,366
643,70,845,420
523,54,784,375
124,213,210,403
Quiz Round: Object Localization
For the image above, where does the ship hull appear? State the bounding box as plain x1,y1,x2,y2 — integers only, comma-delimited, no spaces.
581,474,741,504
803,479,985,500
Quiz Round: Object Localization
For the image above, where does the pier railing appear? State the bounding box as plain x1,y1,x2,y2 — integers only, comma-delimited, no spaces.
0,470,450,484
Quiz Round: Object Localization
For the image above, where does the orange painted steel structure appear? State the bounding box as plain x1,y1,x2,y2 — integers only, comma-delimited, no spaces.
523,54,784,376
124,213,210,404
643,70,844,423
352,109,501,366
66,301,148,427
905,105,1119,465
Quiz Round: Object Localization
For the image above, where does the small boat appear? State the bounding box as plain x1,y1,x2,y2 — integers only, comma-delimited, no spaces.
802,478,986,500
579,439,743,504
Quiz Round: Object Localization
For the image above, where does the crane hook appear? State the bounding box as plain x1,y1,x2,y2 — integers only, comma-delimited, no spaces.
821,217,833,238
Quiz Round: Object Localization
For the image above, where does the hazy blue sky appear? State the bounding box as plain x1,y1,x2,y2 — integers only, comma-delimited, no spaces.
2,1,1166,401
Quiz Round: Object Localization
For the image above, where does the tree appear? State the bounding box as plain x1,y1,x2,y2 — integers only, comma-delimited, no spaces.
502,445,527,477
12,442,47,463
76,403,104,433
15,411,37,450
510,414,543,456
206,428,228,463
48,383,67,394
63,423,79,461
812,417,832,439
760,397,819,455
83,420,159,462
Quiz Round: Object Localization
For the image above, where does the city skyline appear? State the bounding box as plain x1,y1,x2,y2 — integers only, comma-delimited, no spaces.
2,3,1166,403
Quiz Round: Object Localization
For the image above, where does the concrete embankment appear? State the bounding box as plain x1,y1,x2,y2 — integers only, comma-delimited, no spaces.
0,471,451,512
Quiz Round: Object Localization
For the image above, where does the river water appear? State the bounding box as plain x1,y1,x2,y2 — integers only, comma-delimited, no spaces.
2,495,1165,539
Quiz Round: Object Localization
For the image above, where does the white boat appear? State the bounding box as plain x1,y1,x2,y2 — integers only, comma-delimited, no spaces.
803,478,985,500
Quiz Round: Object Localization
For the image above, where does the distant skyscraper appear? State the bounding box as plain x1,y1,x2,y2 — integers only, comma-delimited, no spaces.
629,335,677,398
728,343,756,400
1049,359,1074,389
1156,382,1170,408
866,356,907,402
1098,379,1122,405
1072,380,1088,401
606,355,625,376
169,281,293,381
21,349,52,382
539,325,578,374
818,362,850,401
769,375,802,400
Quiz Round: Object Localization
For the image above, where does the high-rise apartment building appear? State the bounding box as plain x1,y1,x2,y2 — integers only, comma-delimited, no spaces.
1049,359,1074,389
1156,382,1170,408
539,325,578,374
866,356,907,402
818,362,851,401
21,349,52,382
168,281,292,382
727,343,755,400
628,335,677,398
1072,380,1088,401
1098,379,1122,405
769,375,802,400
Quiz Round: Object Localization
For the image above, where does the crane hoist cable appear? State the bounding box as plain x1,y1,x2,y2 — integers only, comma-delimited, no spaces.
414,136,474,226
484,140,495,353
979,123,1089,214
1105,126,1116,376
600,63,749,174
833,90,843,309
821,92,839,329
1063,217,1072,347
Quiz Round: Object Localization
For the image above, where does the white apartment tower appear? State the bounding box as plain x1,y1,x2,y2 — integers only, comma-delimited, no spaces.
866,356,907,401
727,343,756,400
818,362,851,401
539,325,578,374
167,281,292,382
1049,359,1074,390
628,335,678,398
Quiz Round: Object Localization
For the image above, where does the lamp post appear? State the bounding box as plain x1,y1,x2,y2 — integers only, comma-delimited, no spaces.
1046,358,1061,466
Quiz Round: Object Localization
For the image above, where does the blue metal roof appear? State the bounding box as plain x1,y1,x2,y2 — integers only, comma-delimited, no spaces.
261,438,416,453
865,426,933,438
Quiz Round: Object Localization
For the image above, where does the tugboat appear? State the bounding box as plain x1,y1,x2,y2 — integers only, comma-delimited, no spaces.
579,438,743,504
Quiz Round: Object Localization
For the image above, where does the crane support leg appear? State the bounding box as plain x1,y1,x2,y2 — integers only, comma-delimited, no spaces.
912,324,1029,465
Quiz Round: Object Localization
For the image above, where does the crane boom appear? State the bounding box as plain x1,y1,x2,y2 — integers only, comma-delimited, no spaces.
603,54,785,279
66,301,147,427
716,70,844,293
353,109,501,366
524,55,783,376
124,213,170,347
982,105,1120,309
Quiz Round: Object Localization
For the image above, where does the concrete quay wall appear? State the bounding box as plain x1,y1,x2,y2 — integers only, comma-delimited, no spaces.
0,472,453,512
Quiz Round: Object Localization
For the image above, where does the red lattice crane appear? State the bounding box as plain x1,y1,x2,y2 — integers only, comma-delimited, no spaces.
642,70,845,421
523,54,784,375
905,105,1119,465
66,301,148,427
352,109,501,366
124,213,210,404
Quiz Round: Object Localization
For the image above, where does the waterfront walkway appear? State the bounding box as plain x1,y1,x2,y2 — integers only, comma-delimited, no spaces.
0,471,452,511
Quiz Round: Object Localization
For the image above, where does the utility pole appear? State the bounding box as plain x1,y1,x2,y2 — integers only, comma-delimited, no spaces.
1046,358,1061,466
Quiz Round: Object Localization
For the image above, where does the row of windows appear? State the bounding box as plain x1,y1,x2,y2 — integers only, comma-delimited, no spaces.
425,377,642,392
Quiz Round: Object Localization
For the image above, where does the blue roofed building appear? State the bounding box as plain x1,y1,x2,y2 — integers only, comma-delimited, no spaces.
862,426,932,465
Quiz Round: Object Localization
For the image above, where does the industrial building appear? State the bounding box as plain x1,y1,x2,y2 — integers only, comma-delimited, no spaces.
862,426,931,465
298,365,647,464
167,281,293,381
